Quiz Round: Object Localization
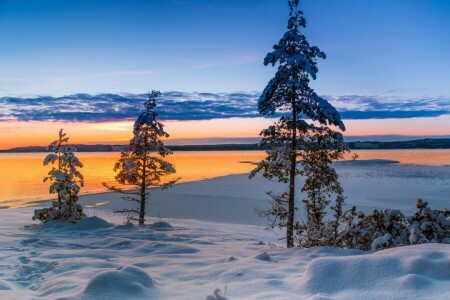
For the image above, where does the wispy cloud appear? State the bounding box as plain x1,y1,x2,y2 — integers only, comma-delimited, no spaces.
327,95,450,119
90,54,260,78
0,92,260,122
93,67,171,77
0,92,449,122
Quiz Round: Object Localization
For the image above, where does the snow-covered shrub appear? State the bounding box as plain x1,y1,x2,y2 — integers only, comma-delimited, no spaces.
33,129,85,222
408,198,450,244
339,199,449,251
250,0,346,248
104,91,178,226
340,207,409,251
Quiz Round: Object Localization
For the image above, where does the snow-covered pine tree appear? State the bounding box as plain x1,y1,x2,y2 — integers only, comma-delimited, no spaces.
33,129,85,222
250,0,345,248
296,127,347,247
408,198,450,244
104,91,178,226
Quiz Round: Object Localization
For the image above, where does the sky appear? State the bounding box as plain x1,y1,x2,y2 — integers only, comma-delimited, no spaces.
0,0,450,149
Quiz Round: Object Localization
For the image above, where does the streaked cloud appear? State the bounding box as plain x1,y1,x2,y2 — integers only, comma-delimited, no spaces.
0,92,449,122
327,95,450,120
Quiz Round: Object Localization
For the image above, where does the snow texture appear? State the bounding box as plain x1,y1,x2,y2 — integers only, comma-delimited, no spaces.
0,207,449,299
297,244,450,299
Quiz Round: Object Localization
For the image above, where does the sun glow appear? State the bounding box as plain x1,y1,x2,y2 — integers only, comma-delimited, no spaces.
0,115,449,150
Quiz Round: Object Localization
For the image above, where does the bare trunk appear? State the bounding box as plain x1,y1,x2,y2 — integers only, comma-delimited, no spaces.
139,148,147,226
139,163,146,226
139,189,146,226
287,99,297,248
58,151,62,207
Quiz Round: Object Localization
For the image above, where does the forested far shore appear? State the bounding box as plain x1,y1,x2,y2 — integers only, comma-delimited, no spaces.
1,138,450,153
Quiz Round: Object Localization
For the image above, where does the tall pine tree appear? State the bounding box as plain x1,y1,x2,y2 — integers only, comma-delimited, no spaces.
104,91,178,225
251,0,346,248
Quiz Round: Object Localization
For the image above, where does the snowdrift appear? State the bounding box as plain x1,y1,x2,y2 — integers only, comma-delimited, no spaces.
1,208,449,299
297,244,450,299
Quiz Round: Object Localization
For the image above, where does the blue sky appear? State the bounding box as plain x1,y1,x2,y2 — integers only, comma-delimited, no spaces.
1,0,449,97
1,0,450,149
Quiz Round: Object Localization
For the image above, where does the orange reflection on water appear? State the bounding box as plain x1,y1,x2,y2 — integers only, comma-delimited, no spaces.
0,151,266,208
343,149,450,165
1,149,449,208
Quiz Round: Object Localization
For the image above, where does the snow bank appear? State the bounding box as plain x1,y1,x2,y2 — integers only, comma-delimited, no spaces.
1,207,450,299
37,216,112,231
149,221,174,231
255,252,272,262
297,244,450,299
72,266,156,299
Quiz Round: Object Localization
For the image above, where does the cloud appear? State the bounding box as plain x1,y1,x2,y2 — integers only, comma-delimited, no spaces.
0,92,449,122
326,95,450,119
0,92,260,122
88,55,260,79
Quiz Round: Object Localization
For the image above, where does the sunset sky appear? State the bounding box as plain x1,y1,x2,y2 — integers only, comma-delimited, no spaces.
1,0,450,149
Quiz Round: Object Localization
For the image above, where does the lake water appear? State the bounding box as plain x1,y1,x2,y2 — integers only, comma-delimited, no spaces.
0,149,449,207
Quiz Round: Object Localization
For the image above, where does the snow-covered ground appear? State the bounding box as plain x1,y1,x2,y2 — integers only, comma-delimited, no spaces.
1,162,449,299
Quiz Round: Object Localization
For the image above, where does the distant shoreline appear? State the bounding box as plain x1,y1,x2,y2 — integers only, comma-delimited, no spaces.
1,138,450,152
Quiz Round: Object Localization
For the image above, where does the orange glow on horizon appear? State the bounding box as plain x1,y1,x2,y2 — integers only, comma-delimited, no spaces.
0,116,449,150
342,116,450,136
0,151,266,207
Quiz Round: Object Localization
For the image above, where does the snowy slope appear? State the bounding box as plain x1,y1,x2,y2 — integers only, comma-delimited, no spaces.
1,207,449,299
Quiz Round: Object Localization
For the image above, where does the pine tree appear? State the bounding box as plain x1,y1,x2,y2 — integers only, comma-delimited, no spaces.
104,91,178,225
33,129,85,222
251,0,345,248
296,127,347,247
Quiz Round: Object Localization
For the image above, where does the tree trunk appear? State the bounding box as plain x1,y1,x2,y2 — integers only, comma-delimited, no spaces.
139,186,146,226
58,151,62,207
139,155,147,226
287,99,297,248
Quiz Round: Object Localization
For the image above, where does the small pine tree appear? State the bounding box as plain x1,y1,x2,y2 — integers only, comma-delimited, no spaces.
104,91,178,225
251,0,345,248
33,129,85,222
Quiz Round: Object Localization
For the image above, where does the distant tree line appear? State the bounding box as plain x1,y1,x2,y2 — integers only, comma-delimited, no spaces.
4,138,450,153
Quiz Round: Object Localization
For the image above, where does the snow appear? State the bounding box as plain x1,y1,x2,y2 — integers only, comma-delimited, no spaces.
371,233,392,251
297,244,450,299
72,266,156,300
1,163,449,299
76,163,450,224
